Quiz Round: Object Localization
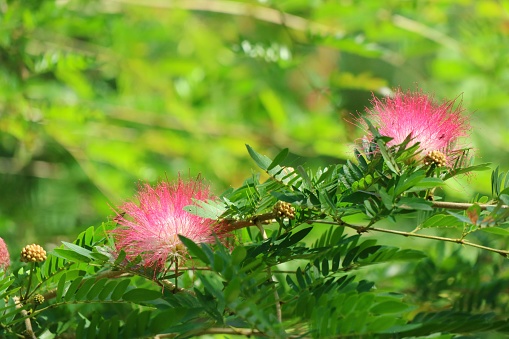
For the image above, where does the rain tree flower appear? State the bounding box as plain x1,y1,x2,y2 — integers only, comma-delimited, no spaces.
364,89,470,166
112,177,226,271
0,237,10,271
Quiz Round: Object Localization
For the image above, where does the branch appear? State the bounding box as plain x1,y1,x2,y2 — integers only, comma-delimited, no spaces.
14,297,36,339
176,266,306,274
155,327,307,338
107,0,337,36
432,201,509,210
222,212,278,232
307,219,509,258
222,200,509,233
392,14,461,51
161,279,195,296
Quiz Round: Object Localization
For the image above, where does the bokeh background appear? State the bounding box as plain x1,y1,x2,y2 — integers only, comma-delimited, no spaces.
2,0,509,256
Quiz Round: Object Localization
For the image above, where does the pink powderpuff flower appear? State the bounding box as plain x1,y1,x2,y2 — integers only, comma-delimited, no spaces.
0,237,10,271
112,177,226,271
364,89,470,165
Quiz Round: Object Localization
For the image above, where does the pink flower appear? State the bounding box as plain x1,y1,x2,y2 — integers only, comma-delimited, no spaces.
0,237,10,271
364,89,469,163
112,177,226,270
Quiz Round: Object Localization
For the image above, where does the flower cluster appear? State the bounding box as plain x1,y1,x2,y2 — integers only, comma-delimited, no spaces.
20,244,47,263
0,238,10,271
112,177,227,271
364,89,470,165
273,201,296,219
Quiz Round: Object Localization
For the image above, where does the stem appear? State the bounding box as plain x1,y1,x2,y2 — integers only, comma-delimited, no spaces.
308,219,509,257
255,220,283,324
175,259,179,292
23,263,35,301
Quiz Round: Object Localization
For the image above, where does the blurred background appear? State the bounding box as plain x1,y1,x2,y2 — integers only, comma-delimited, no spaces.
1,0,509,254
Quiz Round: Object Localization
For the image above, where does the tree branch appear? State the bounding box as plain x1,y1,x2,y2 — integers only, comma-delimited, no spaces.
154,327,307,338
14,297,36,339
431,201,508,210
107,0,337,36
307,219,509,257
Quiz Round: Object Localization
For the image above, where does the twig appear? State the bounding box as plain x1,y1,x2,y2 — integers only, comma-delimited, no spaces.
155,327,309,338
392,14,461,52
307,219,509,257
222,212,277,232
222,200,509,232
431,201,509,210
107,0,338,36
14,297,36,339
176,266,304,274
160,279,195,296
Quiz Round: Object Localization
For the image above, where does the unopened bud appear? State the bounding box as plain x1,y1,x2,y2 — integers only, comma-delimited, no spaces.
273,201,296,220
20,244,47,263
423,150,447,167
33,294,45,305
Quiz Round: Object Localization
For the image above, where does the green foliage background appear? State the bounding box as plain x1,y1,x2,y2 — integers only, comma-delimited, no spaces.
2,0,509,336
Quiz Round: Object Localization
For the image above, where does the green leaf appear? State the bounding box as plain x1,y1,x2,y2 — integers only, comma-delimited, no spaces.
492,166,500,197
231,246,247,266
90,252,109,262
224,277,241,304
444,162,491,180
406,177,444,192
370,300,410,314
114,250,126,265
53,248,91,263
179,235,210,264
136,311,151,336
280,227,312,247
378,189,393,210
376,139,399,174
87,278,108,300
481,227,509,236
57,273,67,300
321,259,329,276
111,279,131,301
62,241,94,258
395,172,426,195
246,144,271,171
149,308,186,333
267,148,288,171
367,315,397,333
98,319,110,339
421,214,463,228
74,278,96,301
122,288,161,302
448,211,473,224
98,281,118,300
64,276,84,301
